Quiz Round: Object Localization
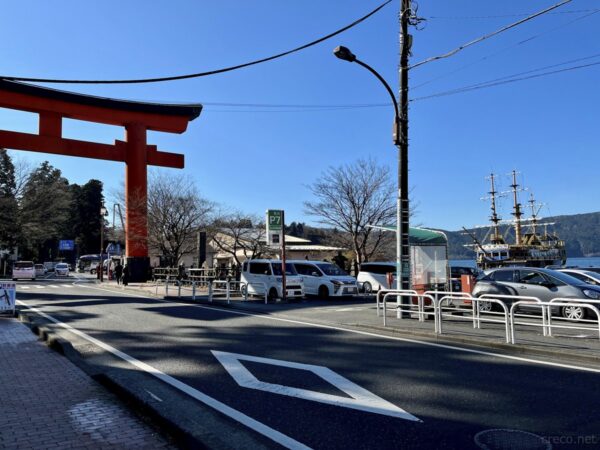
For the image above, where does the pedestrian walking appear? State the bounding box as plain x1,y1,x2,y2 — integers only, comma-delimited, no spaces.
122,264,130,286
114,262,123,285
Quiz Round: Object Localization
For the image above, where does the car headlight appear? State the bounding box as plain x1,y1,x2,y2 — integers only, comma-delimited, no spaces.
583,289,600,299
331,280,342,286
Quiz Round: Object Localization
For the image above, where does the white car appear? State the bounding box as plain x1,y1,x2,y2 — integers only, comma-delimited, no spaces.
55,263,70,277
289,260,357,298
557,269,600,286
34,264,47,277
356,262,396,293
12,261,36,280
240,259,304,301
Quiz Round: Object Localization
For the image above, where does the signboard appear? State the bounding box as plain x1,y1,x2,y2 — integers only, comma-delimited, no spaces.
0,281,16,312
266,210,284,246
59,240,75,251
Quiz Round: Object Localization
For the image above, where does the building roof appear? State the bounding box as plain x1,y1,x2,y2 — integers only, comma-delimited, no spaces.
286,245,345,251
378,226,448,246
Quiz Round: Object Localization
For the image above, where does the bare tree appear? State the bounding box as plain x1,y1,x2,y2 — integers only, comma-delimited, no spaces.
208,211,271,266
147,172,214,266
304,158,396,272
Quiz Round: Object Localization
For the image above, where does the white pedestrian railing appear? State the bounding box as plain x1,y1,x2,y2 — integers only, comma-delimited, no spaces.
381,292,435,327
508,300,547,344
376,289,417,317
208,280,268,304
425,291,473,334
547,298,600,339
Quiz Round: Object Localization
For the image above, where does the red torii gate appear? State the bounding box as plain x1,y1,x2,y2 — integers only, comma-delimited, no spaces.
0,80,201,281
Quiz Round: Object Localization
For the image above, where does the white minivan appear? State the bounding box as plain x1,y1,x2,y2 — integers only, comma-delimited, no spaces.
356,262,396,293
290,260,357,298
240,259,304,301
12,261,36,281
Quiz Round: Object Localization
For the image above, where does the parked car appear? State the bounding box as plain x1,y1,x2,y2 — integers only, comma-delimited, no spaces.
55,262,70,277
472,267,600,320
34,264,47,277
240,259,304,301
290,260,357,298
12,261,36,281
357,262,396,293
558,269,600,286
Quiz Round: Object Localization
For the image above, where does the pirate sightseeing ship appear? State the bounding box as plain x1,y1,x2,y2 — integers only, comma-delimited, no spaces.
463,170,566,270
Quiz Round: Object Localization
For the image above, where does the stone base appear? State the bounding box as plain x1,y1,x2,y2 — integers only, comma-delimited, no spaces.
125,257,150,283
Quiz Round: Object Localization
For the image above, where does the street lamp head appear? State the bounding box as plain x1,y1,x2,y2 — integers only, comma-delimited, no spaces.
333,45,356,63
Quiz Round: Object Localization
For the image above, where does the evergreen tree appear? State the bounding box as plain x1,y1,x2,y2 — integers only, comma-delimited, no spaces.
69,179,103,255
20,162,72,260
0,149,19,252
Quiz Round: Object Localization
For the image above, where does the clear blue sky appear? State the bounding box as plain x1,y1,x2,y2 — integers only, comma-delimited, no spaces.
1,0,598,231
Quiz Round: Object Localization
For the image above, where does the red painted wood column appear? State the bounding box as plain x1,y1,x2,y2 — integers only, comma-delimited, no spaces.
125,122,149,281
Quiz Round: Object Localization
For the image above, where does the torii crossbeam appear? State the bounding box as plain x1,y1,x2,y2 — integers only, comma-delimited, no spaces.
0,80,201,281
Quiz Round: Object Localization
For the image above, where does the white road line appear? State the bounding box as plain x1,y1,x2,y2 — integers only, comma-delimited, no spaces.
16,301,310,450
35,285,45,289
48,285,60,289
20,286,30,290
76,284,600,374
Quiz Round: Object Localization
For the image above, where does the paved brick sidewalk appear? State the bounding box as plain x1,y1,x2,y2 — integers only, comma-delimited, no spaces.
0,316,174,449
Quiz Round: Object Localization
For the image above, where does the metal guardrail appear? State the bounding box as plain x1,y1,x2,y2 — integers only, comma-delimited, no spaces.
376,289,417,317
547,298,600,339
377,291,600,345
381,292,435,327
208,280,269,304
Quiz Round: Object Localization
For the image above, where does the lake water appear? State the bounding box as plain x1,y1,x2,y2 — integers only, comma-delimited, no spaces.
450,257,600,269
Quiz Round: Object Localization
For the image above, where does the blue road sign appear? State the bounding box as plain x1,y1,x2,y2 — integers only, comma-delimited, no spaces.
59,240,75,251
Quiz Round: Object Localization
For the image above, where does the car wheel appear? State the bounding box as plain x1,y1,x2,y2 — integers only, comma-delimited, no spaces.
240,285,247,297
90,269,96,275
363,282,373,294
268,287,278,302
318,285,329,299
477,299,493,313
561,304,585,321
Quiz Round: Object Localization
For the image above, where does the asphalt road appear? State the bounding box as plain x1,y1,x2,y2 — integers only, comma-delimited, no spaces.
13,276,600,449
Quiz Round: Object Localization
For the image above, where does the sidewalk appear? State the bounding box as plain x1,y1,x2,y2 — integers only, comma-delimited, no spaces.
0,316,174,450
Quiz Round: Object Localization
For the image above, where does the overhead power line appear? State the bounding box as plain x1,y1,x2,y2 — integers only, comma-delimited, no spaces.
0,1,391,85
428,9,597,20
412,9,600,90
410,0,572,70
411,60,600,102
198,51,600,112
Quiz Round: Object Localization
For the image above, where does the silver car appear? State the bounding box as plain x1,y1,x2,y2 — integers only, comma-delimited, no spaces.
472,267,600,320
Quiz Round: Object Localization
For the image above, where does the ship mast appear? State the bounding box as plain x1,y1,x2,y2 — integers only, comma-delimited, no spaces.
486,173,504,244
510,170,523,245
528,193,542,237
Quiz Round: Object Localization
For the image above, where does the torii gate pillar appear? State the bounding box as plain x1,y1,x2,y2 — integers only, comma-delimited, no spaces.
125,123,149,280
0,80,202,282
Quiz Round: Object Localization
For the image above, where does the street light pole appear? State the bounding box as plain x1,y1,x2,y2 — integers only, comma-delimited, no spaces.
99,203,107,282
398,0,411,292
333,44,411,300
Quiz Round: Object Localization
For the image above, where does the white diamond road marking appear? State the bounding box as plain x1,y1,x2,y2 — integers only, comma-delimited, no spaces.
212,350,420,422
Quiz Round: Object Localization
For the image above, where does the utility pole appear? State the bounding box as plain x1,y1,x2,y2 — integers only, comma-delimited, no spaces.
397,0,411,293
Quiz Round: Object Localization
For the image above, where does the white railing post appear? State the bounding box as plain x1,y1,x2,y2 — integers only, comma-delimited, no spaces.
192,282,196,301
226,281,231,304
208,281,213,302
178,281,181,298
165,276,169,297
